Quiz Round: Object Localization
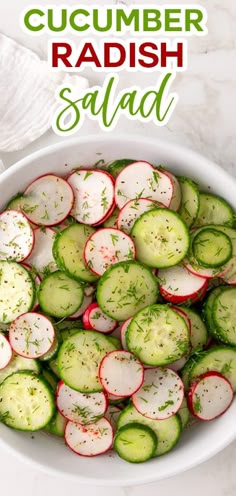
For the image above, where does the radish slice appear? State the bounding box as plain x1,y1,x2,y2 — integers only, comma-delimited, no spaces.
68,295,93,320
168,355,189,372
56,381,107,424
105,405,121,433
65,417,113,456
23,174,74,226
0,333,13,370
164,170,182,211
120,318,132,350
184,258,221,279
158,265,208,304
82,302,117,334
27,227,57,278
115,161,173,209
187,372,234,421
99,350,144,397
9,312,56,359
117,198,164,234
132,367,184,420
68,170,115,225
84,285,96,297
0,210,34,262
84,228,135,276
21,263,41,311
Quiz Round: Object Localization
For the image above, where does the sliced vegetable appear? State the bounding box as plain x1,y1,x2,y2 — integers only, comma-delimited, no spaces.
84,228,135,276
0,210,34,262
9,312,56,359
114,423,157,463
65,417,113,456
58,330,116,393
158,264,208,304
0,261,35,324
56,381,108,424
132,367,184,420
23,174,74,226
82,302,117,333
53,223,98,283
99,350,144,396
0,371,55,431
115,161,173,209
68,169,115,225
127,304,190,366
131,209,190,268
38,271,84,318
97,261,159,321
188,371,233,420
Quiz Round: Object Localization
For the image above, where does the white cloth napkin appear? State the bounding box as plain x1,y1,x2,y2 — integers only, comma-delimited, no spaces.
0,34,89,153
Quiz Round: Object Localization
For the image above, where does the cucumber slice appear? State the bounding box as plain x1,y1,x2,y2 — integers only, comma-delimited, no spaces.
127,304,190,366
41,368,58,392
180,307,208,350
45,410,66,437
114,423,157,463
131,209,190,268
108,159,135,178
53,224,98,283
177,397,190,429
189,346,236,392
48,357,60,378
0,261,35,324
178,176,200,227
193,193,234,228
117,404,181,457
0,353,40,384
0,371,55,431
97,261,159,321
39,334,59,361
202,286,228,339
58,330,116,393
212,287,236,345
5,192,24,211
38,271,84,318
192,228,232,268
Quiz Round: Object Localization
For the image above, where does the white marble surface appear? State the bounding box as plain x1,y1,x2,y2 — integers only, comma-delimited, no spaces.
0,0,236,494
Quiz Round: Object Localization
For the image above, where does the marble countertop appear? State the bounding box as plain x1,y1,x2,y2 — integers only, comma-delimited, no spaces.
0,0,236,494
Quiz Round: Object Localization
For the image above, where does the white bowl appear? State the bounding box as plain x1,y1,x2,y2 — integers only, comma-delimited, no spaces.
0,135,236,486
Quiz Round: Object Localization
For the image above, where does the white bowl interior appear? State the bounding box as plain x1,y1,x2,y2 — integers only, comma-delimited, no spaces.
0,135,236,486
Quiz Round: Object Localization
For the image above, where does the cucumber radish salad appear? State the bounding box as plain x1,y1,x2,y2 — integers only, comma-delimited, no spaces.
0,159,236,464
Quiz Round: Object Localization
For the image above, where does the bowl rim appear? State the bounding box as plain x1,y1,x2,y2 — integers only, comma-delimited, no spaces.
1,134,235,186
0,134,236,486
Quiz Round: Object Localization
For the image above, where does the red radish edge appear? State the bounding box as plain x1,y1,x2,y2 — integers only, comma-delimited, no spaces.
9,312,56,359
187,371,234,421
82,302,117,333
56,381,109,423
98,350,144,397
83,227,136,277
64,418,114,457
24,174,74,227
